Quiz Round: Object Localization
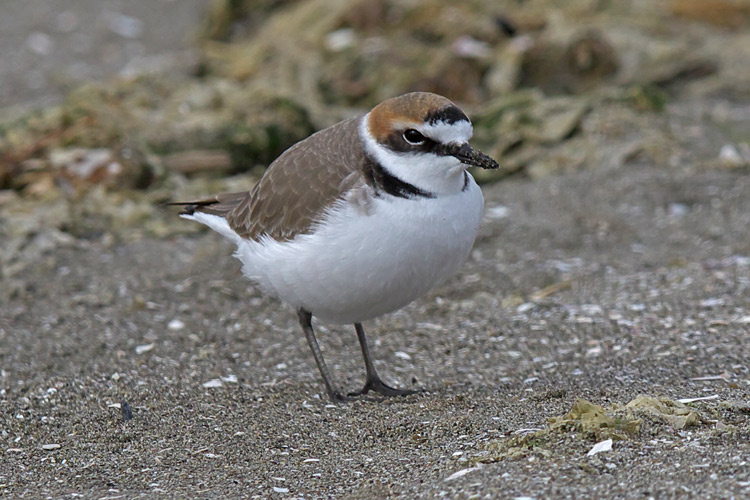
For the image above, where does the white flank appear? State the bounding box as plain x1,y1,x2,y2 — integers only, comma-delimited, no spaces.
186,182,484,325
234,179,484,323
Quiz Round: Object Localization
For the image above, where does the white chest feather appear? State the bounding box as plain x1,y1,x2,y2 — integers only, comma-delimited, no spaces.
192,176,484,324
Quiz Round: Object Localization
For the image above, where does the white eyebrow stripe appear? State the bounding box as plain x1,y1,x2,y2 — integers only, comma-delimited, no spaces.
418,120,473,145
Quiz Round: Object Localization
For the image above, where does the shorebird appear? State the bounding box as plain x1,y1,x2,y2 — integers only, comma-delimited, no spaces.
170,92,498,401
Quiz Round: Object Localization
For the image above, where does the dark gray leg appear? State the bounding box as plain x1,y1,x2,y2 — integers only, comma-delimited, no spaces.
297,309,347,402
349,322,417,397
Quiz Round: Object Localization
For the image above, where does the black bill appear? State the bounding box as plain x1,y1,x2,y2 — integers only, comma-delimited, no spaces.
452,143,499,169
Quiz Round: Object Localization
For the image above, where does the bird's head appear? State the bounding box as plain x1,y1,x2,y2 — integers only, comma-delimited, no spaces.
361,92,498,195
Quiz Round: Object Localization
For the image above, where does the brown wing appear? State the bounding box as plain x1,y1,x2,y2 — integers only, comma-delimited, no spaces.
179,116,368,242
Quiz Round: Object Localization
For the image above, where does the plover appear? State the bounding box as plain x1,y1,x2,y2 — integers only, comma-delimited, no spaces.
170,92,498,401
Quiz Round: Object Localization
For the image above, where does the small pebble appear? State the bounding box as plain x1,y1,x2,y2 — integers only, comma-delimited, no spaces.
106,12,144,39
168,319,185,331
444,466,480,482
121,400,133,421
700,298,725,308
719,144,745,167
135,343,154,354
325,28,355,52
587,439,613,456
517,302,535,313
668,203,690,217
485,205,510,219
26,32,54,55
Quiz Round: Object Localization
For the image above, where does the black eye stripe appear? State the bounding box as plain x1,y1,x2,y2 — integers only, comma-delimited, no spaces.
383,130,457,156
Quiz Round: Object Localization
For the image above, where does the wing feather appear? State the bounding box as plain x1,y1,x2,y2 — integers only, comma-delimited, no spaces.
175,116,370,242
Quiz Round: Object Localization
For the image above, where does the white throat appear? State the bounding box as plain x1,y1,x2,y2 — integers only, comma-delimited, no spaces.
359,115,468,196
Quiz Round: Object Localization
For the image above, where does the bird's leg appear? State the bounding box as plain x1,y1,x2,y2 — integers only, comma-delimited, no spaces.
349,322,417,397
297,309,348,402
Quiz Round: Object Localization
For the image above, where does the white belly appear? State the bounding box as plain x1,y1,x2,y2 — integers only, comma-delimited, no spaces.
192,178,484,324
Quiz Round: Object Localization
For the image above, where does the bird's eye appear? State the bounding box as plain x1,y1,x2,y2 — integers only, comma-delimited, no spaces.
402,129,426,145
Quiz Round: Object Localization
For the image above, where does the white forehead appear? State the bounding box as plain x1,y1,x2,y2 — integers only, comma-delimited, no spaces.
417,119,473,145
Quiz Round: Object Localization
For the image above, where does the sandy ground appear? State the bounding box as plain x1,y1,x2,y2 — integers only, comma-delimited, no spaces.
2,153,750,498
1,1,750,499
0,0,208,110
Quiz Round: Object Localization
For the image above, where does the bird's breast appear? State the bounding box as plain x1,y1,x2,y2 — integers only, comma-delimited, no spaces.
235,177,485,323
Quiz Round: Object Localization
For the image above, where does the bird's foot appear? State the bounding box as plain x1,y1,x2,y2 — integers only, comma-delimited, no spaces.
326,389,352,403
348,377,418,398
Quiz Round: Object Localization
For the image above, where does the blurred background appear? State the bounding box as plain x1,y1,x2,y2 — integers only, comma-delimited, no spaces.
2,3,750,496
1,0,749,279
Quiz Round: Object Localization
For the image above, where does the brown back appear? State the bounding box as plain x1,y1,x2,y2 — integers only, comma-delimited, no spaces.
194,116,367,242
